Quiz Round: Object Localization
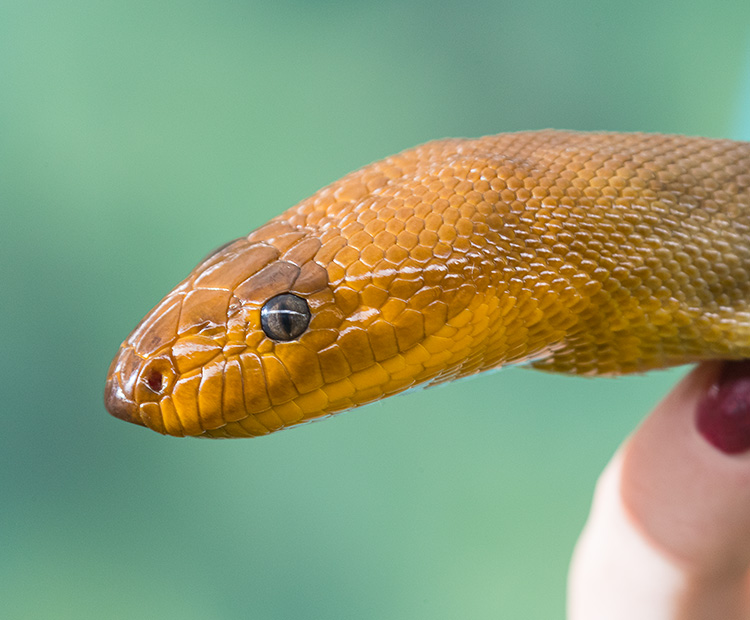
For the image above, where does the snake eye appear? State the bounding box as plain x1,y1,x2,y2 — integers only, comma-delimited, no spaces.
261,293,311,341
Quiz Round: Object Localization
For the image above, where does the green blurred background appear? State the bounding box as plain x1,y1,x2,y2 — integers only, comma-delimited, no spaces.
2,1,749,618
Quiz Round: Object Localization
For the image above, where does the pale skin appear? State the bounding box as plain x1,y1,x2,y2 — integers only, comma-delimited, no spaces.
568,362,750,619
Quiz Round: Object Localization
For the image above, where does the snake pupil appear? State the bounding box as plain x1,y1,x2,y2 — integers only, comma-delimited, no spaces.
280,310,293,335
261,293,311,341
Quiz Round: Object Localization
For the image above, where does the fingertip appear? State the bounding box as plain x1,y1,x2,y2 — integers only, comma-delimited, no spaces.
696,361,750,454
621,360,750,569
570,362,750,619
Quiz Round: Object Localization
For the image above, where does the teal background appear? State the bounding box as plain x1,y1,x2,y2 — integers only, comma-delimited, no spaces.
2,1,749,618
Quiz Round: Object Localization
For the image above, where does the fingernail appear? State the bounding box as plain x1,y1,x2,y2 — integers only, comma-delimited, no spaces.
696,361,750,454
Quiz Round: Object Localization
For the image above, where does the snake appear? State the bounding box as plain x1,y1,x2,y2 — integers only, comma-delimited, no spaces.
104,130,750,438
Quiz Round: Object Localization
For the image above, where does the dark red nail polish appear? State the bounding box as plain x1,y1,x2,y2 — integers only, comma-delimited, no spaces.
696,361,750,454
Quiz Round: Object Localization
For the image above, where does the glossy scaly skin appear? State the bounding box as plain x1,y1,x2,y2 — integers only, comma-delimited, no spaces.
104,131,750,438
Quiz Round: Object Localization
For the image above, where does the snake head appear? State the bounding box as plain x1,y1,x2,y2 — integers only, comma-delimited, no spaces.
104,192,489,438
104,219,357,437
104,195,468,437
104,145,502,439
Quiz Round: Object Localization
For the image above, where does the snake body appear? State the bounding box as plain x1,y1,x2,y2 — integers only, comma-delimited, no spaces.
104,131,750,438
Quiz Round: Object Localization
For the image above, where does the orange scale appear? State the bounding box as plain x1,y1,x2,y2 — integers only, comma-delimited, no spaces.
432,242,452,260
295,390,329,416
333,181,368,202
291,262,328,295
408,286,439,311
178,289,232,335
463,191,482,206
130,294,183,357
316,237,348,265
219,358,248,423
282,237,322,267
318,345,352,383
380,298,407,323
405,217,425,235
234,261,300,305
437,224,457,243
299,328,338,351
364,218,386,236
338,327,376,371
235,416,271,437
333,246,361,268
385,218,405,235
172,335,222,374
418,229,438,247
344,260,373,285
402,193,421,209
366,320,399,361
385,245,409,269
238,351,272,413
374,206,396,222
260,356,298,405
332,287,359,314
323,377,357,402
341,220,365,238
396,230,418,250
172,374,202,433
414,202,433,218
371,261,400,289
440,206,458,224
448,193,465,208
356,208,379,225
160,396,187,437
453,180,472,195
394,207,415,222
326,262,346,286
373,230,397,251
361,284,389,309
349,230,374,251
275,342,324,394
254,408,288,433
359,244,385,268
389,276,424,301
431,198,450,214
198,359,227,430
393,309,425,350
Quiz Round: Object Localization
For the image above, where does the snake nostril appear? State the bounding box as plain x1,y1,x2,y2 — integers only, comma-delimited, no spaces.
134,355,176,403
143,368,165,394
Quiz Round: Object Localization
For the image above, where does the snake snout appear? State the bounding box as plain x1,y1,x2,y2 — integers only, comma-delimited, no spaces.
104,347,145,427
